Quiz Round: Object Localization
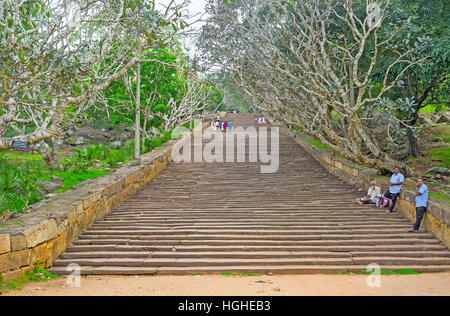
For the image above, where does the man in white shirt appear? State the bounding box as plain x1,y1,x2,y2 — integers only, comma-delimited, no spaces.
357,181,381,205
384,166,405,214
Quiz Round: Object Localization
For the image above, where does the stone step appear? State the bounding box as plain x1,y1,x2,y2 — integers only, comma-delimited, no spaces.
77,233,435,241
64,244,449,253
72,238,441,246
59,251,450,260
51,115,450,275
53,257,450,268
82,228,431,236
49,264,450,276
59,251,352,259
52,257,356,267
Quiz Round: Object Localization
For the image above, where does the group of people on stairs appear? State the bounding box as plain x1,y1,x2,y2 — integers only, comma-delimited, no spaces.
356,166,429,233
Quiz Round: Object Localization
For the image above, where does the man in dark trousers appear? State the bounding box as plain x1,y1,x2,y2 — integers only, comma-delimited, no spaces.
384,166,404,214
409,178,429,232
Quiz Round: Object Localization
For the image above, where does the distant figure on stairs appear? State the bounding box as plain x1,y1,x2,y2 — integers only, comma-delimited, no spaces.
254,117,258,126
356,181,381,205
384,166,405,214
409,178,429,233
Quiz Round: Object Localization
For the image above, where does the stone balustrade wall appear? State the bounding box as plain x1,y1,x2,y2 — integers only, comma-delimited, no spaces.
0,123,207,280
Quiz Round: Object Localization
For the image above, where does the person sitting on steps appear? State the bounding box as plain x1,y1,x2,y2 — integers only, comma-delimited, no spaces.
356,181,381,205
384,166,405,214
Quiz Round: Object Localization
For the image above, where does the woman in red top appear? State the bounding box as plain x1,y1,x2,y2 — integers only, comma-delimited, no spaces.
223,121,227,133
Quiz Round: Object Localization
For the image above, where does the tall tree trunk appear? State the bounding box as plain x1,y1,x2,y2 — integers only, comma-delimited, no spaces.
135,62,141,159
407,114,418,158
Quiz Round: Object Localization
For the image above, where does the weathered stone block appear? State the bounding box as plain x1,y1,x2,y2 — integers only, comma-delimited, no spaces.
66,205,78,224
66,222,79,246
31,242,49,266
74,201,84,215
0,249,31,272
10,234,27,252
46,234,67,266
22,219,58,248
429,205,442,221
0,234,10,254
1,265,33,281
56,219,69,236
83,192,101,209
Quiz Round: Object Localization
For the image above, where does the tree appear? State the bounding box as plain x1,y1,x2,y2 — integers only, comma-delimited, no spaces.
0,0,191,156
378,0,449,157
199,0,427,173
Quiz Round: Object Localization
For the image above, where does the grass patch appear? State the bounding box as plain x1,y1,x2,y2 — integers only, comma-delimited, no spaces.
419,104,448,114
434,133,450,143
425,147,450,168
358,269,421,275
429,192,450,205
308,140,330,151
300,135,315,141
221,271,238,276
3,153,43,161
220,271,261,277
358,270,395,275
395,269,421,275
0,264,59,293
240,273,262,277
41,169,112,193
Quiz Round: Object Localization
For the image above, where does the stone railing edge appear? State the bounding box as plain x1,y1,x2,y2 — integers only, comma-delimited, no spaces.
0,122,209,280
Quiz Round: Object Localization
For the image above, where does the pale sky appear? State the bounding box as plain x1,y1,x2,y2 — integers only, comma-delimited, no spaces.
157,0,209,56
157,0,208,22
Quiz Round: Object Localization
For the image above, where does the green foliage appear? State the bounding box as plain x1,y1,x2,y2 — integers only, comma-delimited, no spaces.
0,157,45,213
42,170,111,193
99,48,186,135
0,264,59,293
144,131,173,153
60,144,132,172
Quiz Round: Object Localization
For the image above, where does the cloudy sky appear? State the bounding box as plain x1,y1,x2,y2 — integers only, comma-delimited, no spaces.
157,0,209,54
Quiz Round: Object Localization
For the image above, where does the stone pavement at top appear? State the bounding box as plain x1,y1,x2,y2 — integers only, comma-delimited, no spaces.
50,114,450,275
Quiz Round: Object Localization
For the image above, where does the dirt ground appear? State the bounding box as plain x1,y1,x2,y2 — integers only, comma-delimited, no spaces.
3,273,450,296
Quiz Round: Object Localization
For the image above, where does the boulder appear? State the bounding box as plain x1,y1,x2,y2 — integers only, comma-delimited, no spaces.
51,176,64,184
431,111,450,124
71,136,86,146
426,167,450,176
40,181,63,194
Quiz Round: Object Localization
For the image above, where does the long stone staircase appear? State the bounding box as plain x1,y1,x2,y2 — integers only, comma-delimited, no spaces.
50,114,450,275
